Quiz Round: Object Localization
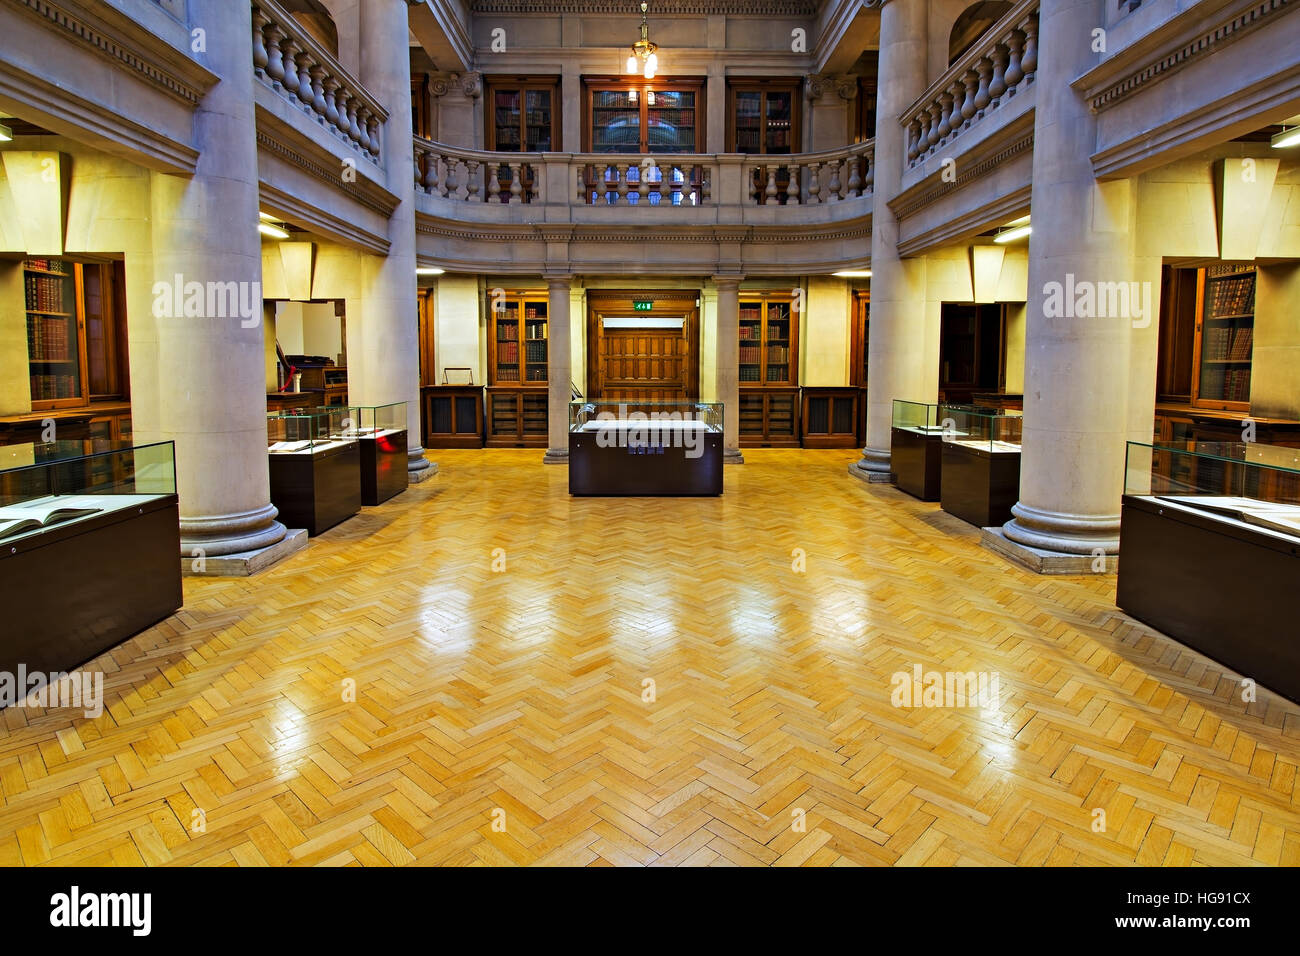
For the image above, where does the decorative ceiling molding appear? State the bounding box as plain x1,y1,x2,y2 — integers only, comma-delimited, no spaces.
468,1,818,15
4,0,217,107
1078,0,1292,113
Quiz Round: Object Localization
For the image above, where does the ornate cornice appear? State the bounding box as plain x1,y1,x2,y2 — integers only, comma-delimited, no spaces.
891,128,1034,222
469,0,817,14
415,218,870,245
1080,0,1292,113
255,123,400,220
5,0,217,106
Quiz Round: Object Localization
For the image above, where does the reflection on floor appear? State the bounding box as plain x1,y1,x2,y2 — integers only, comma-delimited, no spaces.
1,449,1297,866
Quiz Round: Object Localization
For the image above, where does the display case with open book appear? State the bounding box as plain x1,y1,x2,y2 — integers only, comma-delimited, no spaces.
891,400,944,501
569,401,723,497
328,403,409,506
938,405,1023,527
267,411,360,535
1118,441,1300,703
0,439,181,679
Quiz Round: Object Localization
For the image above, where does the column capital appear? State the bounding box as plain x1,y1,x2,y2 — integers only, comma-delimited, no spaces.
711,275,745,289
543,274,573,290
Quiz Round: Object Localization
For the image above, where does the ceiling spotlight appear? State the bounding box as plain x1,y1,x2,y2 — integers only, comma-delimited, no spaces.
416,266,445,276
1271,127,1300,149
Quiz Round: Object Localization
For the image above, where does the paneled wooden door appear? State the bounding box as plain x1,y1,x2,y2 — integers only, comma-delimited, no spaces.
588,292,700,404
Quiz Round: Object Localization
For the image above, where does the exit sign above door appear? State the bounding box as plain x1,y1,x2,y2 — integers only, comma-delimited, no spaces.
633,301,653,312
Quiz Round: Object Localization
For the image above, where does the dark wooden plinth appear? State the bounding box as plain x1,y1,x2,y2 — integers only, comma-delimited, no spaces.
0,496,182,681
269,441,361,536
1117,495,1300,704
570,431,723,497
940,441,1021,527
359,430,408,506
891,428,943,501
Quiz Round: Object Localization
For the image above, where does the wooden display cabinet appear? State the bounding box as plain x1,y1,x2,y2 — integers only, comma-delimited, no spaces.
485,388,548,448
739,389,800,448
486,291,549,447
801,388,860,448
422,385,484,448
584,78,705,154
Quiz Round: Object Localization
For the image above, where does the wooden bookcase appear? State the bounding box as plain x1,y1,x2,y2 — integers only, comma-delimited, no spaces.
422,385,484,448
486,291,549,447
1192,265,1255,411
802,387,860,448
852,290,870,444
739,292,799,447
727,79,801,154
583,78,705,154
486,77,560,152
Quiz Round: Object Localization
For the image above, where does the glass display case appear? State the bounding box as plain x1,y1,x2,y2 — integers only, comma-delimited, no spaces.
569,401,724,497
938,405,1023,527
1,439,176,544
1118,440,1300,704
890,400,944,501
327,403,410,506
1,439,181,679
939,405,1023,454
266,411,361,535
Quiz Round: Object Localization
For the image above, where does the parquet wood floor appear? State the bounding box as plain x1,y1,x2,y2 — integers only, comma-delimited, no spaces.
2,449,1298,867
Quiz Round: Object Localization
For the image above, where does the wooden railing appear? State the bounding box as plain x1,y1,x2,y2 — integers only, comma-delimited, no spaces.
251,0,388,162
902,0,1039,168
412,139,875,208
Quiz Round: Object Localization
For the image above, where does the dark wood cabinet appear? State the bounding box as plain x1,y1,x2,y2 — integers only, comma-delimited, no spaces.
940,442,1022,527
739,388,800,448
268,441,361,536
852,290,870,444
485,387,548,448
801,387,859,448
422,385,484,448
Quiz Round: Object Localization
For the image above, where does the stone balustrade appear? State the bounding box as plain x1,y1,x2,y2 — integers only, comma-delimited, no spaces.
251,0,387,162
903,0,1039,168
413,139,874,209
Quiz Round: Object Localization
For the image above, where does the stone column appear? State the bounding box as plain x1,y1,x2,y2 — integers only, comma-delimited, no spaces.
544,275,573,463
851,0,932,483
713,276,744,464
994,0,1141,566
140,0,291,564
354,0,433,481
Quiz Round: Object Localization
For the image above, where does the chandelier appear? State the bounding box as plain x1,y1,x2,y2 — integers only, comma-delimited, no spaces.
625,2,659,79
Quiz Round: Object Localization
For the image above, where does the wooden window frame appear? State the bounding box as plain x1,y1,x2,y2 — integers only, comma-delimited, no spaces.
582,76,707,154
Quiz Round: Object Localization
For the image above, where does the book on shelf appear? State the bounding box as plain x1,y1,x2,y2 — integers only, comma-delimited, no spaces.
0,503,102,541
497,342,519,364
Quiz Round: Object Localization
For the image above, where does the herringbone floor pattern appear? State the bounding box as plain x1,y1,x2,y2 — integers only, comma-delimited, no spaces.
1,449,1298,866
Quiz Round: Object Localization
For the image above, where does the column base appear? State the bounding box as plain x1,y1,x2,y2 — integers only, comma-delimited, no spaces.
849,447,892,484
182,528,308,577
408,447,437,482
981,526,1118,575
724,448,744,465
180,503,288,557
1001,501,1121,555
543,448,569,465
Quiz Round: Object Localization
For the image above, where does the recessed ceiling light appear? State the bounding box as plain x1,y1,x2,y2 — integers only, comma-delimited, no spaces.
258,222,290,240
258,211,278,221
416,266,445,276
994,225,1031,244
833,270,872,278
1271,127,1300,149
1005,215,1031,228
0,122,12,143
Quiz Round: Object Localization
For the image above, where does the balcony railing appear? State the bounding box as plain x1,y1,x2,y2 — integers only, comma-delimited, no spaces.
412,139,874,208
251,0,387,162
903,0,1039,168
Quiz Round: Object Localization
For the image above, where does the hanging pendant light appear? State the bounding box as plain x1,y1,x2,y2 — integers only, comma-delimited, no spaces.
627,2,660,80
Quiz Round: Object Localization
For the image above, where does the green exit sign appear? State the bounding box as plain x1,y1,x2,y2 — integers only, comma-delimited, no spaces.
633,301,653,312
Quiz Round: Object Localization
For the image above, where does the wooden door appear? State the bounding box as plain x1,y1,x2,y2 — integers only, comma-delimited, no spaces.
587,293,699,405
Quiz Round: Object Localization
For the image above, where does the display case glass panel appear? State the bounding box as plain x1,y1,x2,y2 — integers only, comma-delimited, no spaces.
267,410,356,454
570,400,722,433
0,439,176,545
939,405,1023,454
1125,441,1300,516
892,400,941,433
329,403,408,438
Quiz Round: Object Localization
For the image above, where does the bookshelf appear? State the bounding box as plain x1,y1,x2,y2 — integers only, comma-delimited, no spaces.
739,292,800,447
727,81,801,155
1192,265,1255,411
24,258,83,409
486,291,549,447
584,79,705,154
486,78,559,152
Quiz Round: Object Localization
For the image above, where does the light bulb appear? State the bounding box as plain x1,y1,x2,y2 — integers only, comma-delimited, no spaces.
646,53,658,76
626,55,638,74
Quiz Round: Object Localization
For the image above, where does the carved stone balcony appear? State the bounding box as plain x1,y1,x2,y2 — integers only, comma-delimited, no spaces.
411,139,875,275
